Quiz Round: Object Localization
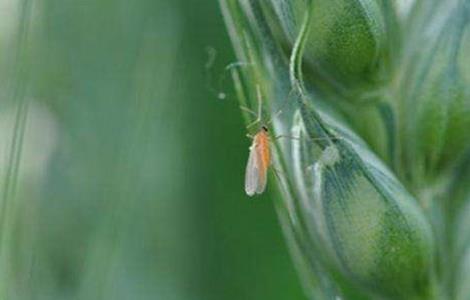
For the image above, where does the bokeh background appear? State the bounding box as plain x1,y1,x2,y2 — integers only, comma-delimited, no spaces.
0,0,305,299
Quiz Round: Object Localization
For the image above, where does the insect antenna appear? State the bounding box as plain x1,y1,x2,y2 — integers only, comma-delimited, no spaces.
244,84,265,130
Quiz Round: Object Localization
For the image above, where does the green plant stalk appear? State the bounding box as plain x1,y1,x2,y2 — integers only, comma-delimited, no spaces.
218,1,460,299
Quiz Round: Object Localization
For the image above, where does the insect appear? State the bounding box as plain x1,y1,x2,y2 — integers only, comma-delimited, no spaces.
242,86,336,197
243,86,279,197
245,124,271,196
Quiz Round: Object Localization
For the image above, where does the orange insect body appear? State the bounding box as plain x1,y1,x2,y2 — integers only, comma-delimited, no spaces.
245,126,271,197
254,127,271,171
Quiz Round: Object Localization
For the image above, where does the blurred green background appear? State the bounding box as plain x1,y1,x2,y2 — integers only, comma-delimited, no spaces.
0,0,304,299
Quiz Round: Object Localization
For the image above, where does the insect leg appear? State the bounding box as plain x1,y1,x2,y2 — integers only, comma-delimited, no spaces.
240,105,258,117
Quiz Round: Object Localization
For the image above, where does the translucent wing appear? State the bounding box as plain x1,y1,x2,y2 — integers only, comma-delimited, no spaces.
244,143,267,196
245,145,259,196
